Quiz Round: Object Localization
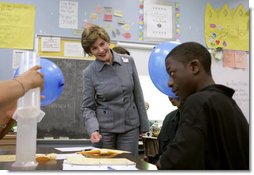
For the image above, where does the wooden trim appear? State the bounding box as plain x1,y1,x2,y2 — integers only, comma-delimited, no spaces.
0,119,16,140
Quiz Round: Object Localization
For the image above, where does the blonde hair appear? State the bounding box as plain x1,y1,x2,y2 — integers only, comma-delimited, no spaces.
81,25,110,56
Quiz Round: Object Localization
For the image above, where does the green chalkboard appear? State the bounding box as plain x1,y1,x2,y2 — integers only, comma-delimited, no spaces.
38,58,92,139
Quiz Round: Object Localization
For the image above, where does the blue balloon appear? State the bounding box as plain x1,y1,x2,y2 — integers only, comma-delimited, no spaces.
13,67,20,77
40,58,64,106
14,58,64,106
148,42,180,98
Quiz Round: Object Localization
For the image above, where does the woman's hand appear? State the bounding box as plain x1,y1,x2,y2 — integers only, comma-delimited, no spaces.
90,131,102,143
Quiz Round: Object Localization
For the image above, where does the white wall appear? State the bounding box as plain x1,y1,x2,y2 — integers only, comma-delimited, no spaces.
139,75,177,121
211,54,249,122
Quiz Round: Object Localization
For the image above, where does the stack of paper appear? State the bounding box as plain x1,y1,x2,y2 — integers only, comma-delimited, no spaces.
63,155,137,170
66,155,135,165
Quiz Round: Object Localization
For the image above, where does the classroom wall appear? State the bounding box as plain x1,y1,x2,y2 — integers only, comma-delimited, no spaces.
0,0,249,80
0,0,249,134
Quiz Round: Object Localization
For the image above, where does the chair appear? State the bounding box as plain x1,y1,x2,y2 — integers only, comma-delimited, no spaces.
141,136,159,158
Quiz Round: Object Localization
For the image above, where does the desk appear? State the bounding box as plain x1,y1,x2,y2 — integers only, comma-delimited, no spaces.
0,146,157,170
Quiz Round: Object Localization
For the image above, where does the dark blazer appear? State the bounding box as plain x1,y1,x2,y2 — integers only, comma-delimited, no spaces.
157,109,180,154
147,109,180,164
158,85,249,170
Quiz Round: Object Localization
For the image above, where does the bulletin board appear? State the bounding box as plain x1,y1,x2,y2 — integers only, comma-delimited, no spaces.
37,35,116,60
31,0,141,42
37,36,87,60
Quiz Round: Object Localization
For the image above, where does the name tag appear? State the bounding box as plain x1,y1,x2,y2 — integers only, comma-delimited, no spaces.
122,57,129,63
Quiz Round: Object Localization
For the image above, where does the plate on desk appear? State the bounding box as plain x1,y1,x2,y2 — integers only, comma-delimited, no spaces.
77,148,129,158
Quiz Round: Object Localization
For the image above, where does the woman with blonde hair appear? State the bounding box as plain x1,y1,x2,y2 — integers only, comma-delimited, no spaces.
80,25,149,157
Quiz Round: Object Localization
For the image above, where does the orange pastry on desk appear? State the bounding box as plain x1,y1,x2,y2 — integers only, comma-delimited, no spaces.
36,153,57,162
77,149,122,158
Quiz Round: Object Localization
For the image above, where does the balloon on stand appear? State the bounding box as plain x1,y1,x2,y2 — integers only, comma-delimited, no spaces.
148,42,180,98
14,58,65,106
40,58,64,106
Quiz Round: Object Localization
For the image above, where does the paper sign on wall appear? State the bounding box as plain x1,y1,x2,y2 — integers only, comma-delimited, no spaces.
41,37,61,52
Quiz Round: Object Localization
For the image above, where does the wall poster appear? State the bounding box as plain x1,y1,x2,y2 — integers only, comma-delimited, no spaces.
143,0,176,41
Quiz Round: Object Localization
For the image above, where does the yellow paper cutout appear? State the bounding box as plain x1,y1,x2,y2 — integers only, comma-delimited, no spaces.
205,3,249,51
0,2,35,49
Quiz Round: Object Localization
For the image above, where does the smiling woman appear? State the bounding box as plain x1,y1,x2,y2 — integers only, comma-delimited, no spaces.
80,25,149,157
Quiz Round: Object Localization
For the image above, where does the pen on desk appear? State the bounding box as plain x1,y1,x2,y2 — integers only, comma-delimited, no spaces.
107,166,116,170
82,148,92,151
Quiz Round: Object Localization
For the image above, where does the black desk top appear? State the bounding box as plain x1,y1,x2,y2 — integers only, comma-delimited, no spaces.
0,146,157,171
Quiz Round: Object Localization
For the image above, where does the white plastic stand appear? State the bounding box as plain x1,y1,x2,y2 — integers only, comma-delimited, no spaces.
12,51,45,169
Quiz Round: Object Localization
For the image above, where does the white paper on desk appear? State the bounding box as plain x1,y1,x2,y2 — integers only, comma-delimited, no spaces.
56,153,78,160
55,146,95,152
63,160,138,170
66,155,135,165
